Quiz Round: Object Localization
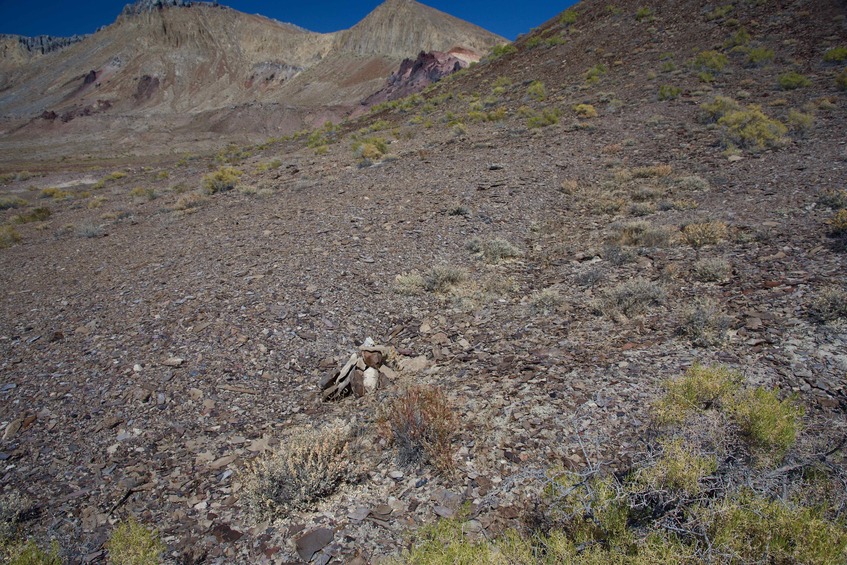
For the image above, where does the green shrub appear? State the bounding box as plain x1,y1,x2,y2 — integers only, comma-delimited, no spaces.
708,492,847,564
786,109,814,135
526,109,560,128
128,187,156,201
2,540,61,565
717,105,787,150
585,63,608,84
38,187,70,200
638,438,717,495
653,364,741,425
489,43,517,59
778,71,811,90
658,84,681,100
560,9,578,25
837,68,847,90
730,388,802,462
692,50,729,73
0,226,21,248
202,166,242,194
635,6,653,21
12,207,51,224
705,4,734,21
106,518,165,565
746,46,774,66
573,103,597,117
527,80,546,101
0,196,27,210
823,46,847,63
352,136,388,162
701,95,741,122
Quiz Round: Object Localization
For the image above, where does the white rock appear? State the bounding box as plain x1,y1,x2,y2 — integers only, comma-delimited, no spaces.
363,367,379,393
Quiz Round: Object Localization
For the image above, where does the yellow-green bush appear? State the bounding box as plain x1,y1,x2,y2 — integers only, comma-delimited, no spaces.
692,50,729,73
730,387,802,462
526,109,560,128
746,46,774,67
653,364,741,425
489,43,517,59
12,207,50,224
0,226,21,249
823,46,847,63
106,518,165,565
717,105,787,150
837,68,847,91
38,187,70,200
1,540,61,565
700,95,741,122
573,103,597,117
202,166,242,194
778,71,811,90
352,136,388,162
658,84,681,100
638,438,717,495
527,80,546,101
635,6,653,21
0,196,27,210
682,220,728,247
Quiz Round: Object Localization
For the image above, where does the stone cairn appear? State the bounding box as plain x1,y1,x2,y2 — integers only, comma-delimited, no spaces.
320,342,394,401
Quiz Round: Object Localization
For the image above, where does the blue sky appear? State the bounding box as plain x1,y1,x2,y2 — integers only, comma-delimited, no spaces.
0,1,575,40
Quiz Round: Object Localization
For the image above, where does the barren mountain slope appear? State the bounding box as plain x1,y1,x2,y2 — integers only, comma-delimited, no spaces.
0,0,505,162
0,0,846,563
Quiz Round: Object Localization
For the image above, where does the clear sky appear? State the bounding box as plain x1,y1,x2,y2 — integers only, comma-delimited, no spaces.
0,1,576,40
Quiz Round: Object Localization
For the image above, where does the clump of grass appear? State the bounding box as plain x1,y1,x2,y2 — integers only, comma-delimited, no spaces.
489,43,517,59
530,288,564,314
635,6,653,21
701,95,742,122
0,196,27,210
467,237,522,263
243,422,352,518
632,164,673,178
76,222,103,238
584,63,607,84
682,221,728,248
676,175,710,191
38,187,70,200
809,287,847,323
423,265,466,293
107,171,127,181
679,298,732,347
378,386,456,471
718,106,788,150
786,109,814,136
173,192,205,211
823,46,847,63
526,108,560,128
394,272,426,295
352,136,388,163
202,166,242,194
573,103,597,118
255,159,283,173
730,388,803,463
597,279,665,319
560,9,578,25
615,220,673,247
129,187,156,201
692,257,731,282
746,47,774,67
837,69,847,91
0,226,22,248
106,517,165,565
818,188,847,209
778,71,811,90
692,50,729,73
527,80,547,101
12,207,51,224
658,84,681,100
826,209,847,238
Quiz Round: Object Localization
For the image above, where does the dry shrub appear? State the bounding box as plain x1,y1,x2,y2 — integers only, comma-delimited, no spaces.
679,298,732,347
597,279,665,319
173,192,206,211
682,221,728,248
0,226,22,248
615,220,673,247
379,386,457,471
809,287,847,323
243,422,352,519
692,257,731,282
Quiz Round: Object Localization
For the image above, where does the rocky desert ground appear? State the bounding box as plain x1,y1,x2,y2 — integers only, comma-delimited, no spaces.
1,0,847,563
